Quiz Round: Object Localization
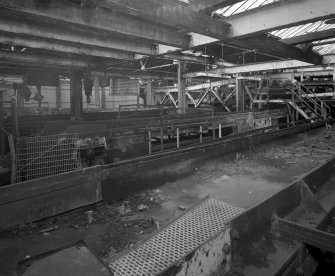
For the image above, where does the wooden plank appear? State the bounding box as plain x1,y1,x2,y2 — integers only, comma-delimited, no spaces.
277,218,335,253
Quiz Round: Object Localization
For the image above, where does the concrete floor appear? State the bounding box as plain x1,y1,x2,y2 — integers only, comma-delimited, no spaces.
1,127,334,276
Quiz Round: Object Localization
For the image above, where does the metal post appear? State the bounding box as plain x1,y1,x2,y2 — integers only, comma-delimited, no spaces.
178,60,187,113
212,109,215,139
219,123,222,138
148,130,152,155
11,98,19,136
8,133,16,184
0,93,4,157
160,127,164,151
101,86,106,110
176,128,180,148
70,71,83,121
56,81,61,110
36,84,42,114
118,105,121,120
200,125,202,143
321,101,325,119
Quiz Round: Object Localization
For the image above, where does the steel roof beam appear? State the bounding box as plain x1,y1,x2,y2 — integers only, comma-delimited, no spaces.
0,0,191,48
0,16,156,56
281,28,335,45
189,0,244,13
97,0,230,39
0,33,135,60
225,0,335,38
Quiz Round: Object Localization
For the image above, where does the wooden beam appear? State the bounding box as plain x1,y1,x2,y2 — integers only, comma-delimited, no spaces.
0,0,191,47
281,28,335,45
97,0,230,39
225,0,335,38
0,32,134,60
0,15,155,55
277,218,335,254
227,35,323,65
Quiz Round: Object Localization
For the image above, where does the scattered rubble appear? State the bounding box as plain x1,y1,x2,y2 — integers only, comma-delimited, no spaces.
39,225,59,234
137,204,148,211
86,211,95,224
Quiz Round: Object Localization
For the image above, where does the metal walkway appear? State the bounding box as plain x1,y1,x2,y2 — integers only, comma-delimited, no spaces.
109,198,244,276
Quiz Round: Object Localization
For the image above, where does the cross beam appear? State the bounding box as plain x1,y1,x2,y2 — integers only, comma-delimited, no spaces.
0,0,191,48
0,50,98,69
189,0,244,13
225,0,335,39
184,54,335,77
0,33,134,60
281,28,335,45
0,15,155,56
227,35,322,64
97,0,230,39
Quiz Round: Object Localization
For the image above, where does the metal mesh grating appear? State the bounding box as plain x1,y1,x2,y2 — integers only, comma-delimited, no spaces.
109,198,244,276
16,133,81,182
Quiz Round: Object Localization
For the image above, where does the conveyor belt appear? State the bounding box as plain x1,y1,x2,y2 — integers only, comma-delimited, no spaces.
109,198,244,276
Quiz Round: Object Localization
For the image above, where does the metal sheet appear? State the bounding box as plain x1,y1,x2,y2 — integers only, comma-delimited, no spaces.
109,198,244,276
18,241,112,276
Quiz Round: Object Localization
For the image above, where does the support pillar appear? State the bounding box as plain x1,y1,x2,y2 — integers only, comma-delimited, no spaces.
146,79,153,106
178,60,187,113
101,87,106,110
70,71,83,121
235,74,244,112
93,76,100,109
56,80,61,110
36,84,42,114
0,91,4,157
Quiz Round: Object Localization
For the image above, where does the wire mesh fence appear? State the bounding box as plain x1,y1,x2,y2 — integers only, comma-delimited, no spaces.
15,133,81,182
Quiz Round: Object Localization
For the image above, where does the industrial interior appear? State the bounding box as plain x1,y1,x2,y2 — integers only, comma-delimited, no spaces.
1,0,335,275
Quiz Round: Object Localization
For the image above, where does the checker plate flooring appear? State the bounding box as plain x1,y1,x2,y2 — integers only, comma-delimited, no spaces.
109,198,244,276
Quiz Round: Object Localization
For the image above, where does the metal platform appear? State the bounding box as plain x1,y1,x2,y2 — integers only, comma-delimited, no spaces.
109,198,244,276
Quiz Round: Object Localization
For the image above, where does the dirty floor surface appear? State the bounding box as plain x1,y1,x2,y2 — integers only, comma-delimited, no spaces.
0,127,334,276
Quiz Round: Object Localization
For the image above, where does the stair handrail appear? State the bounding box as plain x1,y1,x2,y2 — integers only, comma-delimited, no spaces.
295,82,331,116
266,77,330,118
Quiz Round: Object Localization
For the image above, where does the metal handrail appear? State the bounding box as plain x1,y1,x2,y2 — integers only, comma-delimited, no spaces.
264,77,331,118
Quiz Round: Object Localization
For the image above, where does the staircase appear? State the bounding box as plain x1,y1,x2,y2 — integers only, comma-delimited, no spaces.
255,77,331,120
288,81,331,120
